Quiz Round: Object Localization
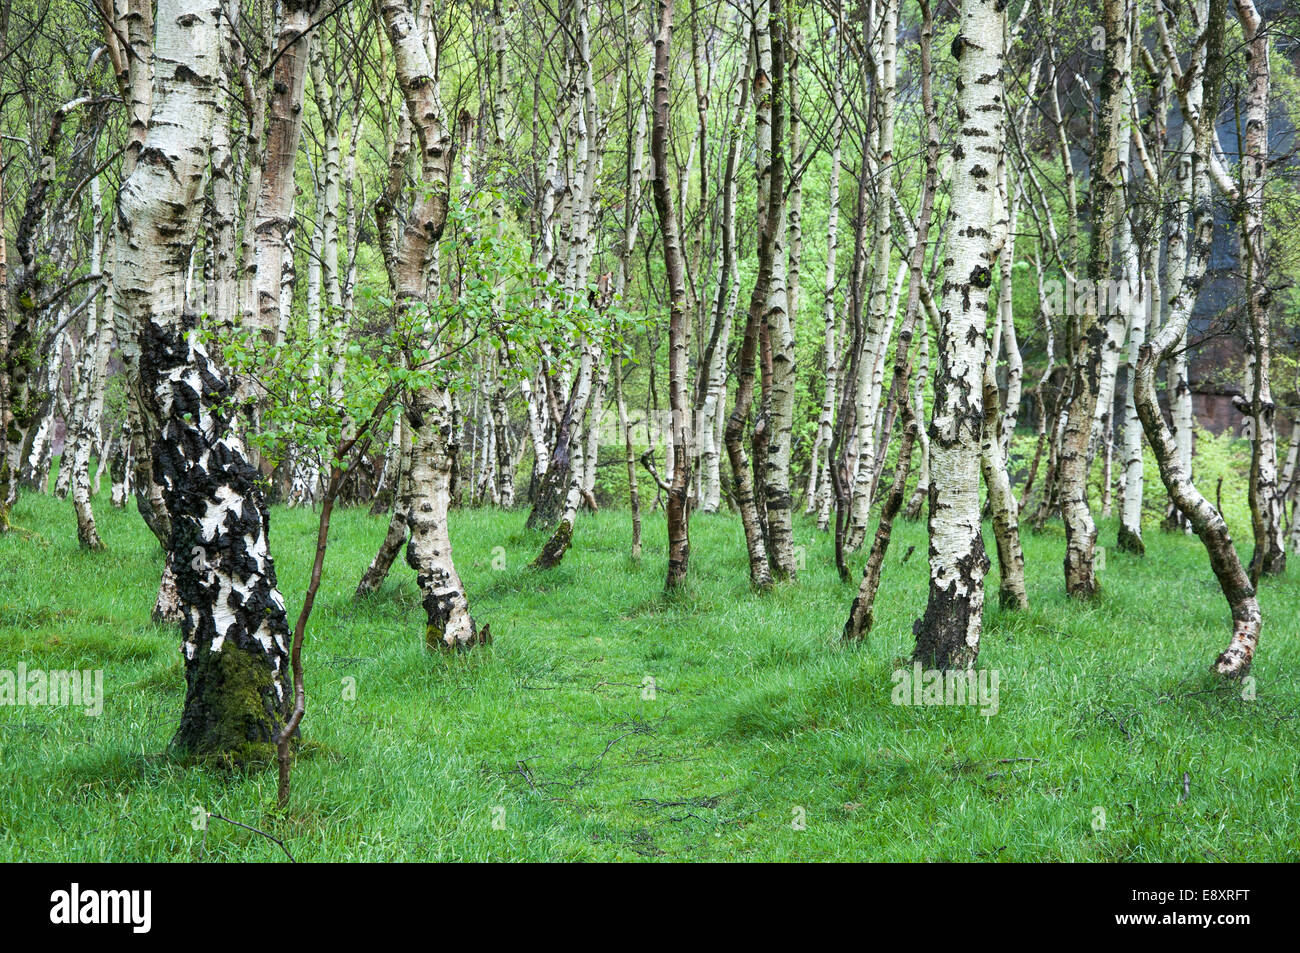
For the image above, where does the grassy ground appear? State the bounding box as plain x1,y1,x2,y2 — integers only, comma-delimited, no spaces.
1,483,1297,861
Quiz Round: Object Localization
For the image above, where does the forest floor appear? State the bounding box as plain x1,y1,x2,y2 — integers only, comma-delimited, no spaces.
2,484,1298,861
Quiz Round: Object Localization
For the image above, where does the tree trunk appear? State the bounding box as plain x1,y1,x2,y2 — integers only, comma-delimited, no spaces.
650,0,692,589
843,0,938,642
253,2,317,346
723,0,779,590
1235,0,1284,582
114,0,291,763
697,38,748,515
69,180,112,550
357,415,412,597
378,0,484,648
808,17,842,529
846,0,898,553
615,351,642,559
761,0,797,579
982,360,1028,609
1058,0,1129,599
911,0,1003,671
1136,0,1257,677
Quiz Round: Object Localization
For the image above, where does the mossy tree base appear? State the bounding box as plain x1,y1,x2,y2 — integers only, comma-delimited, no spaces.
171,641,286,767
532,518,573,570
1116,524,1145,555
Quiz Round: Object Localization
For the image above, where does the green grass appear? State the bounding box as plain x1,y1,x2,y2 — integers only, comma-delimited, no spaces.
1,484,1298,861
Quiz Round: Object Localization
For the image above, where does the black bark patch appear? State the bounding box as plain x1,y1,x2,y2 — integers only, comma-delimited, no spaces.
912,543,990,671
173,63,204,86
142,316,291,765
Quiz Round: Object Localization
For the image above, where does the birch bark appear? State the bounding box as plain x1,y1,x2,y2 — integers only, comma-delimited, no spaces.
911,0,1003,670
115,0,292,760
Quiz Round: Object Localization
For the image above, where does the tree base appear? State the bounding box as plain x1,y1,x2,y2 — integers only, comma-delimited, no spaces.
172,643,286,768
426,621,491,651
1116,524,1145,555
912,548,989,671
533,519,573,570
998,585,1028,611
1249,546,1286,581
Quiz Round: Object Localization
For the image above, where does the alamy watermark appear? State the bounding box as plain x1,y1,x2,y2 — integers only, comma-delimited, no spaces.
49,883,150,933
891,662,999,717
1041,276,1143,319
0,664,103,716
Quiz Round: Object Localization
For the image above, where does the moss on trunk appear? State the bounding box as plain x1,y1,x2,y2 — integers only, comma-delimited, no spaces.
171,641,285,767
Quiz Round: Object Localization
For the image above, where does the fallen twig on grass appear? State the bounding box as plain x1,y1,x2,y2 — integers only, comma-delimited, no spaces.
204,812,296,862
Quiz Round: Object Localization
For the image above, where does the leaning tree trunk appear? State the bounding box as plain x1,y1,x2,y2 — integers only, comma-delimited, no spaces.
115,0,291,763
910,0,1004,671
723,0,779,590
533,341,598,569
356,414,413,597
843,0,938,642
1135,0,1257,677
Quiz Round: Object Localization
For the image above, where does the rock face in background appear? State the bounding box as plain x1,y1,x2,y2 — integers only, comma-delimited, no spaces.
1043,2,1298,442
1177,0,1298,437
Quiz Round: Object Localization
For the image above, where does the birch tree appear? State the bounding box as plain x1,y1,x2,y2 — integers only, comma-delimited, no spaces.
759,0,797,579
377,0,485,648
650,0,692,589
911,0,1004,670
113,0,293,760
1234,0,1285,582
1134,0,1260,677
1057,0,1129,599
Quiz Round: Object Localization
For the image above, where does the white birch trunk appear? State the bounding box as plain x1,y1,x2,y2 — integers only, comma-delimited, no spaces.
114,0,292,760
808,21,842,525
911,0,1003,670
